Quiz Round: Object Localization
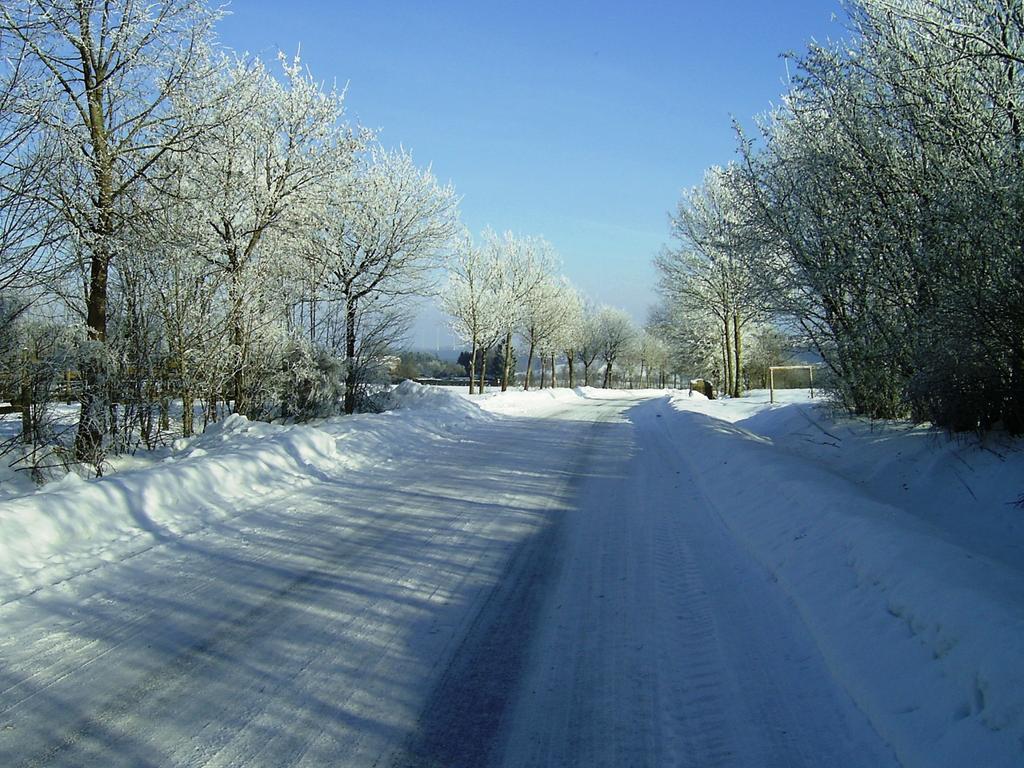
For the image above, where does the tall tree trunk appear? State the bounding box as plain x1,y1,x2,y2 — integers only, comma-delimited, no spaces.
468,336,478,395
603,361,612,388
224,247,249,416
566,351,575,388
1006,339,1024,434
343,297,358,414
19,349,32,445
501,331,513,391
733,311,743,398
524,340,535,390
75,38,113,463
182,390,194,437
720,342,728,396
723,315,733,398
75,248,112,461
231,299,246,415
477,344,489,393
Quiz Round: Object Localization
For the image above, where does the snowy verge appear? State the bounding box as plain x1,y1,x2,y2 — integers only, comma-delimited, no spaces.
468,384,588,417
664,393,1024,768
469,384,658,417
0,382,491,605
0,415,343,603
384,379,493,422
678,388,1023,569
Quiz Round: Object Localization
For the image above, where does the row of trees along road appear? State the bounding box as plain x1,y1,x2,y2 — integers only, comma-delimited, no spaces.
442,229,655,394
655,0,1024,434
0,0,649,479
0,0,459,474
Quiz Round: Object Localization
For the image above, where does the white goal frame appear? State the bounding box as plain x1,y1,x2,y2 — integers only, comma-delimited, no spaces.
769,365,815,404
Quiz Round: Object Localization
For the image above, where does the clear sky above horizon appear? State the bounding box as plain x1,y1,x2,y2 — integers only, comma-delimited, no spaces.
217,1,847,350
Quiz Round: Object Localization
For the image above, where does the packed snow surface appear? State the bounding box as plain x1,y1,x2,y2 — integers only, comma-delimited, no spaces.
665,388,1024,767
0,383,1020,766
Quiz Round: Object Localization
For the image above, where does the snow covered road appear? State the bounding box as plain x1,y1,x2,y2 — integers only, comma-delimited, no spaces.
485,397,896,768
1,392,904,765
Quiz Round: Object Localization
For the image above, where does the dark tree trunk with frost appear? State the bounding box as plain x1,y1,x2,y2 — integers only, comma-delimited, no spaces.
477,343,491,394
344,298,358,414
467,337,478,395
733,310,743,398
524,341,535,390
75,35,115,462
501,332,513,391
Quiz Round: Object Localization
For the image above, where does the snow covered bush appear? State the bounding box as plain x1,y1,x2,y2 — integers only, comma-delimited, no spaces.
661,0,1024,432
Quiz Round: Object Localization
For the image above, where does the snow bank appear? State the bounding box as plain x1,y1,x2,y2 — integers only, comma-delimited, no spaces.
472,386,587,417
385,379,490,423
0,383,493,603
0,405,82,501
472,385,660,417
0,414,343,603
733,402,1024,571
0,445,39,501
665,392,1024,768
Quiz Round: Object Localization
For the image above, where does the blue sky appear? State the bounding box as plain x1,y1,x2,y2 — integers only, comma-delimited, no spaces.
217,1,846,350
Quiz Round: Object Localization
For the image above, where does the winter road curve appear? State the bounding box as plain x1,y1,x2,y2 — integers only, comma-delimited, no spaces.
0,393,898,766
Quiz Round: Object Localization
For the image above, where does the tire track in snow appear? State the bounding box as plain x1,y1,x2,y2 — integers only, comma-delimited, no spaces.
390,401,629,768
651,517,735,766
489,396,898,767
3,400,624,767
10,484,505,768
644,397,898,767
490,398,740,767
0,394,900,766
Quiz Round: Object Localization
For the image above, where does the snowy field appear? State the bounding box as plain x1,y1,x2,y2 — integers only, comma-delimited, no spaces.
0,384,1021,766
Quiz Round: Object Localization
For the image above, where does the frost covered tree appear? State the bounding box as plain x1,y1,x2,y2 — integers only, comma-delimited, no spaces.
733,71,919,416
0,0,221,460
555,287,585,388
663,0,1024,430
0,44,60,391
649,297,723,386
531,278,580,390
595,307,636,388
520,273,568,390
443,229,560,394
576,304,604,387
740,0,1023,426
635,331,671,389
656,165,764,398
442,233,502,394
745,325,793,390
127,166,230,437
0,45,55,307
181,52,362,416
308,147,459,413
484,230,557,391
0,0,485,464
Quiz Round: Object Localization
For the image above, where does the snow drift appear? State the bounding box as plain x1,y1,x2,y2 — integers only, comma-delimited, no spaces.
0,414,345,603
0,383,489,604
1,382,1022,766
666,391,1024,768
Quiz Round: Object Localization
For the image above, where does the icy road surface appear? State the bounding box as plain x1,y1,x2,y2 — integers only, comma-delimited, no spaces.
0,394,897,766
